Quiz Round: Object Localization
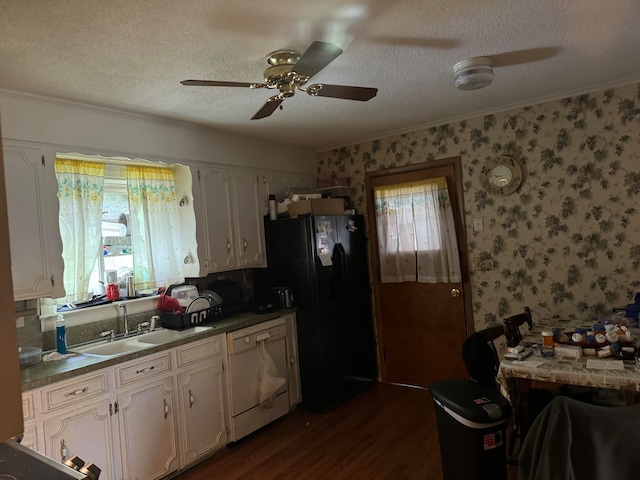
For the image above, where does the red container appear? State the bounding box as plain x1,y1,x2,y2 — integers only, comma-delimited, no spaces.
106,283,120,301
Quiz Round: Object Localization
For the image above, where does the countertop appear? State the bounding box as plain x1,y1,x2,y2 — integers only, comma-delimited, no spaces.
21,308,295,391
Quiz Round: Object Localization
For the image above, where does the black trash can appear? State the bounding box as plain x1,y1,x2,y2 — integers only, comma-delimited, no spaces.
429,378,511,480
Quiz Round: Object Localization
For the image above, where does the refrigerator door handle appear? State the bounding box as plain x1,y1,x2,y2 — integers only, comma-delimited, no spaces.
332,243,348,305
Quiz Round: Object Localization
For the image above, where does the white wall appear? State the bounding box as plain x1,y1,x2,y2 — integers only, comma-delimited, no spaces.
0,89,315,172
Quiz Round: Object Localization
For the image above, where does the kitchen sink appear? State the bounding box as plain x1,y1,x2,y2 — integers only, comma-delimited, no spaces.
135,326,213,345
71,339,155,357
71,326,214,358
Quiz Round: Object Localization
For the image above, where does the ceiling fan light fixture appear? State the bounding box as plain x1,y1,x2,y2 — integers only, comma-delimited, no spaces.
453,57,494,91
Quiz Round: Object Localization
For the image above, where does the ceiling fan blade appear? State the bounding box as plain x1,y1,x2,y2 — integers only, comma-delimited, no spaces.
305,84,378,101
292,41,343,79
251,97,284,120
181,80,263,88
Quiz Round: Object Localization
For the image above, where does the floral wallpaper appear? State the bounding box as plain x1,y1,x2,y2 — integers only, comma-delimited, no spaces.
316,83,640,331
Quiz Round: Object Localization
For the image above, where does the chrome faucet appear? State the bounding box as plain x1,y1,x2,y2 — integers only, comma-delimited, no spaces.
119,303,129,337
100,330,115,341
137,322,150,333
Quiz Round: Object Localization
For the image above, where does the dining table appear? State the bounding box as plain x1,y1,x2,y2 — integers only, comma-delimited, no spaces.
497,317,640,441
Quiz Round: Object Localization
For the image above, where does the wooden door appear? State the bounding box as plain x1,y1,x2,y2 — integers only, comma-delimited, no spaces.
366,157,473,388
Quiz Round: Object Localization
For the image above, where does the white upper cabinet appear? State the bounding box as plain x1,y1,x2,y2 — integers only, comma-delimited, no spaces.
2,142,64,300
196,165,235,274
195,165,266,275
232,170,264,268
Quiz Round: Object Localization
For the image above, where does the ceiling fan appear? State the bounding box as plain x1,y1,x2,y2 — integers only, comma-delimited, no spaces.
181,41,378,120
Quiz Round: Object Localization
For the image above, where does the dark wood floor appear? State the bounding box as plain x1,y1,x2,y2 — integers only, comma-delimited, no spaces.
173,382,517,480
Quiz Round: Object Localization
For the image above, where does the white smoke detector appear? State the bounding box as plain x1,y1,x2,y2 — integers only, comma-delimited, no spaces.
453,57,494,90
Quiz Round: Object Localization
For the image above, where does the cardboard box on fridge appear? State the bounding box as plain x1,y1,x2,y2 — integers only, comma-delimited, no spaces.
287,198,345,218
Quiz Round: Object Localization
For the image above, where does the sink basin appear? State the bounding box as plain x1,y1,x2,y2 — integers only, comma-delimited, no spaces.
71,326,213,358
72,339,155,357
136,326,213,345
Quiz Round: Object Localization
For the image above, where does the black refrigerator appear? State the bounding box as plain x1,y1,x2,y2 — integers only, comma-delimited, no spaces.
255,214,378,413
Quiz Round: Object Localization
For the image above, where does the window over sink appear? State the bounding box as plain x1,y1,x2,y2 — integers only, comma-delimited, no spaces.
48,154,196,311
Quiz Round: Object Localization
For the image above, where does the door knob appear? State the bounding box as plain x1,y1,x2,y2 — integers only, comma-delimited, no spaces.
450,288,461,297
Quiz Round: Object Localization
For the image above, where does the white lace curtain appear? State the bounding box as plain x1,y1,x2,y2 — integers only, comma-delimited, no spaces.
374,176,461,283
55,159,106,303
126,165,184,290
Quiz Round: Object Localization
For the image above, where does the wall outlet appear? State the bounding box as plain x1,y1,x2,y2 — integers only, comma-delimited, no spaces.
16,316,25,328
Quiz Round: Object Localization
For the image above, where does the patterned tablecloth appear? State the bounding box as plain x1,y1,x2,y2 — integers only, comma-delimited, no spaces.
498,319,640,392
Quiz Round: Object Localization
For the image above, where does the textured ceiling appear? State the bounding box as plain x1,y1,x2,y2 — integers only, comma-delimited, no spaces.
0,0,639,150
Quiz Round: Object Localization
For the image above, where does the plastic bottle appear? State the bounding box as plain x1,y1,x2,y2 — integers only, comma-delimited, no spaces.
268,194,277,220
56,313,68,354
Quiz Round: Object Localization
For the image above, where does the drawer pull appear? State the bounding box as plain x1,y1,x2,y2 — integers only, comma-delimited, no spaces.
136,365,155,374
64,387,89,397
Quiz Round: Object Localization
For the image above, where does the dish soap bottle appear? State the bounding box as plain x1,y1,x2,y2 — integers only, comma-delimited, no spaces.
56,313,68,354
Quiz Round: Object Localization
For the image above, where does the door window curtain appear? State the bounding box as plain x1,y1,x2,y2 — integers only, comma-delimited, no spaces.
55,159,106,303
126,165,184,290
374,177,462,283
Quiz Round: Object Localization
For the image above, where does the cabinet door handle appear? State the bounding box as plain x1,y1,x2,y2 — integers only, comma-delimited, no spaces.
189,389,194,409
226,239,231,254
64,387,88,397
135,365,155,374
60,439,67,462
243,237,247,252
163,398,169,419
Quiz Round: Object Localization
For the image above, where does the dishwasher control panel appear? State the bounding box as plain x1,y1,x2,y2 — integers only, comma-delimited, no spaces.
227,317,287,355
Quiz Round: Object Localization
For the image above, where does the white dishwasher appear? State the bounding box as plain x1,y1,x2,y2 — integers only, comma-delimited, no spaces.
227,317,289,441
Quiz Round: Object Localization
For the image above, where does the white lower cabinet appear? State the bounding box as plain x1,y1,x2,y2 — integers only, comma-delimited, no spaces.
24,334,229,480
175,335,228,466
42,398,116,480
116,375,179,480
22,327,298,479
38,370,117,480
21,391,41,453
